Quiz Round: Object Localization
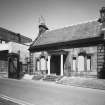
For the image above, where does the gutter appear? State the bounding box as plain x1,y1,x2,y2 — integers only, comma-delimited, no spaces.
29,36,104,52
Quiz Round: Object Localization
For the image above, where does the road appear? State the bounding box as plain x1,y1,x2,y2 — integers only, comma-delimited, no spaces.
0,78,105,105
0,97,20,105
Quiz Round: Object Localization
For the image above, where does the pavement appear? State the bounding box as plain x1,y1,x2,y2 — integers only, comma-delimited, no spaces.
1,75,105,90
57,76,105,90
0,77,105,105
26,74,105,90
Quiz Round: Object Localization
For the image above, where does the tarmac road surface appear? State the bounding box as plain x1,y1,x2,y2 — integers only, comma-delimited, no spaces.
0,78,105,105
0,97,20,105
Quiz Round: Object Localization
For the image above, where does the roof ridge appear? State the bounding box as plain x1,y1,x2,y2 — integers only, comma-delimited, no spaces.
69,18,99,26
0,27,16,34
0,27,32,40
45,18,100,33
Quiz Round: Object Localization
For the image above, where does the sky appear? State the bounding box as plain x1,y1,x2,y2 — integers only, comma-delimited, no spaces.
0,0,105,40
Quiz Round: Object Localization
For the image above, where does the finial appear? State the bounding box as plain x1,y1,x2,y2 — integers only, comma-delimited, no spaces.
38,16,48,34
38,15,46,25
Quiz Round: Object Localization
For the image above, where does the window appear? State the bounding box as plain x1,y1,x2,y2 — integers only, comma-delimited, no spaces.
78,55,85,72
36,59,40,71
2,40,6,44
87,56,91,71
73,57,76,71
40,57,46,70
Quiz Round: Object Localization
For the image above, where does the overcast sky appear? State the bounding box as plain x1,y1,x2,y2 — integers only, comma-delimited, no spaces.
0,0,105,40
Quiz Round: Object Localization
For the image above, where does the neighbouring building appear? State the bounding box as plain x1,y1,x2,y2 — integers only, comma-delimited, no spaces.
0,27,32,78
29,7,105,79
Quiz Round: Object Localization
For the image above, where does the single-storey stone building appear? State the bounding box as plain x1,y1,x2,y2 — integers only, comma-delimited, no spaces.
29,7,105,79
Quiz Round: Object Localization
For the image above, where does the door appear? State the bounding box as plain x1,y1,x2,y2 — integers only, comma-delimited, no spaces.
8,57,19,78
50,55,60,75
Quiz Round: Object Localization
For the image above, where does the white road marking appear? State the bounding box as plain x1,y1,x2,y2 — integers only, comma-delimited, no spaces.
0,94,34,105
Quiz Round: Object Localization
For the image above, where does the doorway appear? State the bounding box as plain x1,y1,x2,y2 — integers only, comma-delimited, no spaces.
50,55,60,75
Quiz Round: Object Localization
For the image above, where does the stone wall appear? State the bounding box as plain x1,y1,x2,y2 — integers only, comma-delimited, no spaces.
97,43,105,78
63,46,97,76
8,42,30,64
31,52,42,73
31,46,98,77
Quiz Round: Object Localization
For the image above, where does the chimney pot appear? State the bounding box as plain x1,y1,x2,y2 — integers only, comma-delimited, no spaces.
99,7,105,23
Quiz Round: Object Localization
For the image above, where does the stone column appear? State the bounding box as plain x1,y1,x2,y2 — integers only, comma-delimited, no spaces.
48,55,51,75
76,55,78,72
39,58,41,71
61,54,63,76
84,56,87,72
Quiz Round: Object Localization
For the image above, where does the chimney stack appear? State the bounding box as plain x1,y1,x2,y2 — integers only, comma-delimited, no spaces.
38,16,48,35
100,7,105,23
98,7,105,28
98,7,105,39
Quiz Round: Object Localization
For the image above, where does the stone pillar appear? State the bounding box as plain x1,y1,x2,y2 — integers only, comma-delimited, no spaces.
46,58,47,71
61,54,63,76
76,55,78,72
84,56,87,72
48,56,51,75
97,43,105,78
39,58,41,71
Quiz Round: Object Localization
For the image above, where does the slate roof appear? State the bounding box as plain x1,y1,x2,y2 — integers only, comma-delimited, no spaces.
30,21,101,50
29,21,101,51
0,27,32,43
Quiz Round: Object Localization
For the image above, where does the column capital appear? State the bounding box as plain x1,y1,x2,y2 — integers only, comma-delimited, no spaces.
48,55,51,57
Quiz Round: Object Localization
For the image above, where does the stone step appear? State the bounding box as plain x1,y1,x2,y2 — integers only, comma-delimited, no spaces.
43,75,63,81
32,75,44,80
